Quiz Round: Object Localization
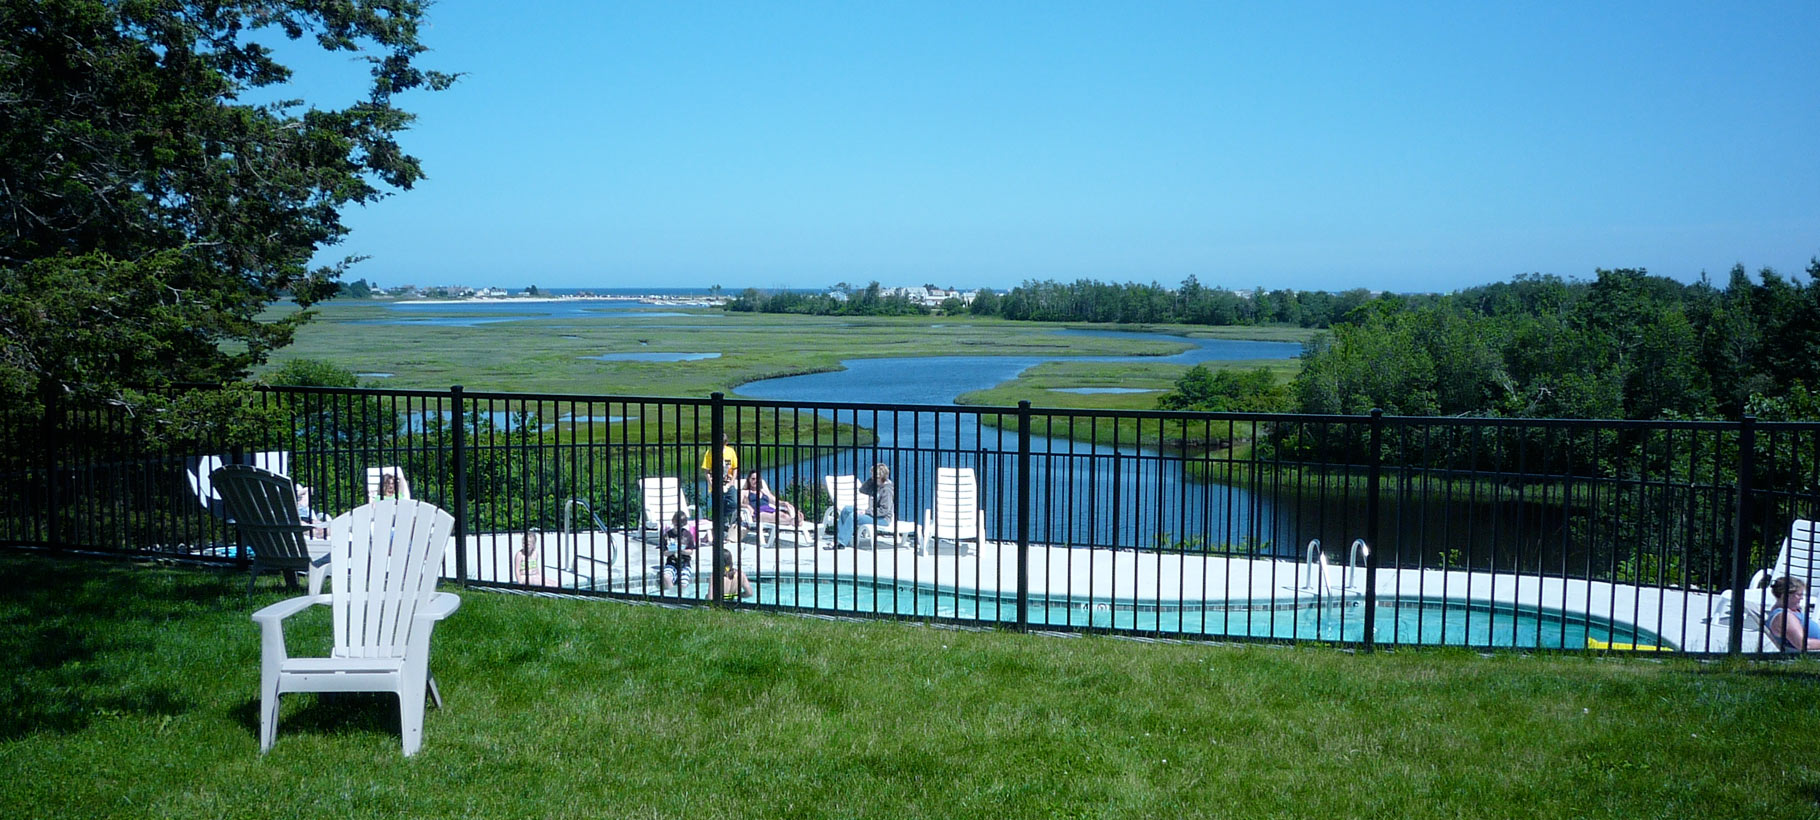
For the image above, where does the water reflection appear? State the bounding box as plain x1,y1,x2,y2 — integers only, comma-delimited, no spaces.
733,332,1300,552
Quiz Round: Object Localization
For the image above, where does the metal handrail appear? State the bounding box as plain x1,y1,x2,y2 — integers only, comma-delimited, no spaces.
1346,538,1371,592
561,498,614,572
1301,539,1333,595
561,498,607,536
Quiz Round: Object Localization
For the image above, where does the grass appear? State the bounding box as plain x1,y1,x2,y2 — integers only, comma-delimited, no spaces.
957,359,1302,455
4,551,1818,819
264,303,1313,454
265,303,1314,398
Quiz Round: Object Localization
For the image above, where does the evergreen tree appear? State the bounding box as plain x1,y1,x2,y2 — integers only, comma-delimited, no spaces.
1,0,454,413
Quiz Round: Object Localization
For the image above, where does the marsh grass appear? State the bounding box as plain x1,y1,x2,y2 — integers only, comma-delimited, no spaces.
268,304,1305,398
3,551,1818,819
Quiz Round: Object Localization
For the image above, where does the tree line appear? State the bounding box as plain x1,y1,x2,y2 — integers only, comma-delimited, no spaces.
970,277,1378,327
725,283,931,316
729,276,1385,326
1277,265,1820,422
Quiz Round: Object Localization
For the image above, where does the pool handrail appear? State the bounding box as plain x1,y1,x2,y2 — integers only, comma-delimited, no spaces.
1345,538,1371,592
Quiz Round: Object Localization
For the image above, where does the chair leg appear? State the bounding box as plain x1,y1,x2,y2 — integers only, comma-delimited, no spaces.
399,693,426,757
427,672,444,710
400,668,429,756
259,675,282,753
246,564,259,597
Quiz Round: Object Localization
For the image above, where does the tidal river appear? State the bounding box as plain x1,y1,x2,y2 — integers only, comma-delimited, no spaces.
733,330,1306,553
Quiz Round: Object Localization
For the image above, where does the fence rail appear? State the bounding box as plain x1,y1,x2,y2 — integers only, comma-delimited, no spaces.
3,384,1817,655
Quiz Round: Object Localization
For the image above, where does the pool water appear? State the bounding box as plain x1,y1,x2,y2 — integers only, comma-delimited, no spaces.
747,577,1671,650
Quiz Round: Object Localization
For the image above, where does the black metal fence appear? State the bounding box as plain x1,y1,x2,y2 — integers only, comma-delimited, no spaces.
3,384,1817,655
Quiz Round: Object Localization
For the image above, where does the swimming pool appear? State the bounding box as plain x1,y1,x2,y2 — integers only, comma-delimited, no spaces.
744,577,1672,650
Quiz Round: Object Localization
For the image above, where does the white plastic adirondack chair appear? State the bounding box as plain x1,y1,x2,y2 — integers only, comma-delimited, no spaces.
252,499,460,756
365,466,413,502
211,465,330,595
639,477,693,530
920,467,985,556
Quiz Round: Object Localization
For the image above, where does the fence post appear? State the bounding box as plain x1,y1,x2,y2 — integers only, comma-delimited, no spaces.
710,391,726,606
1016,401,1031,631
1728,415,1756,655
451,385,469,587
40,385,60,549
1364,409,1383,651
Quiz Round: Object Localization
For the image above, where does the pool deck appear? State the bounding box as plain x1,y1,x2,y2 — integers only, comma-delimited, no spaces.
449,526,1782,654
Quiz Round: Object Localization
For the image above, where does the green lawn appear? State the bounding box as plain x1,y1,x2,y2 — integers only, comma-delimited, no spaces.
7,551,1811,819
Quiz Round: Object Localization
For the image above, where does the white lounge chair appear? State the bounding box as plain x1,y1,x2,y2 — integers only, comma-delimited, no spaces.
211,465,330,596
820,475,860,536
820,474,915,548
639,477,693,531
738,505,780,547
252,499,461,756
1707,519,1818,652
365,465,413,502
188,451,291,514
1773,519,1820,588
920,467,985,556
1706,572,1778,652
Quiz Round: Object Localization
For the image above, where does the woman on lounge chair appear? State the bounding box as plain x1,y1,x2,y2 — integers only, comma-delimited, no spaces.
832,462,895,550
742,471,803,528
1767,576,1820,651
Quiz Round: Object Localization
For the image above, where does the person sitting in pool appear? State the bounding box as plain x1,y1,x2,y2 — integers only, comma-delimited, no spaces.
742,471,803,529
660,510,698,551
718,547,753,601
514,529,545,587
1767,576,1820,652
656,511,697,592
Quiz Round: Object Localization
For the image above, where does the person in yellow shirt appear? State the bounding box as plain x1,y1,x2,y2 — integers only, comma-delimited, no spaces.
699,434,739,543
699,434,737,485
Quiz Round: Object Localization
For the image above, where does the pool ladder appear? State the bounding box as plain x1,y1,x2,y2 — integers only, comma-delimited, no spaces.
1300,538,1371,596
560,498,616,574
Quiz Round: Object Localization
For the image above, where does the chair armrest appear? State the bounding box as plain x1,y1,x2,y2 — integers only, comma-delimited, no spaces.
252,594,328,670
415,592,461,623
406,593,462,658
251,594,329,625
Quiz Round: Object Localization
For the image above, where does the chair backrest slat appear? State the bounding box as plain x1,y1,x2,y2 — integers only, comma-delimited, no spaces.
211,465,311,562
327,500,455,660
1782,519,1820,586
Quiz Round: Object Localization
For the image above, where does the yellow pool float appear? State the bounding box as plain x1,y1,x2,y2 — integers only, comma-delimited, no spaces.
1586,637,1669,652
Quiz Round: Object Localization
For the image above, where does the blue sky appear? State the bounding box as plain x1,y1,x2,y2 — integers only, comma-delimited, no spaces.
288,1,1820,293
